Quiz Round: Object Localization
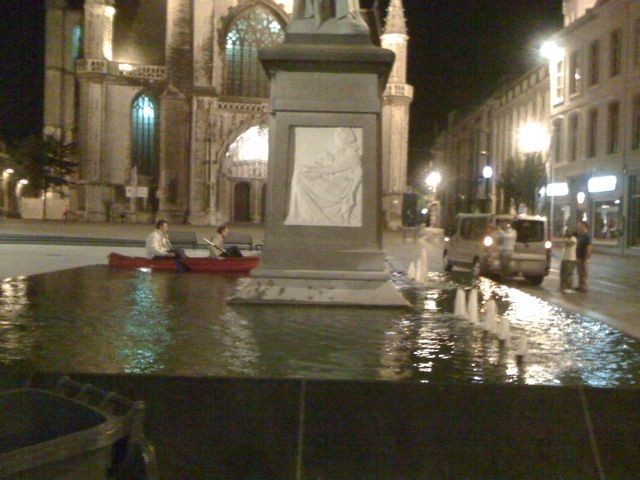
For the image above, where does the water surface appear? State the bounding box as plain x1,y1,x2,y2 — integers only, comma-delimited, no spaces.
1,266,640,387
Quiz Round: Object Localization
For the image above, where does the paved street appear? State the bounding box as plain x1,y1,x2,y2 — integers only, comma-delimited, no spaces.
2,218,639,338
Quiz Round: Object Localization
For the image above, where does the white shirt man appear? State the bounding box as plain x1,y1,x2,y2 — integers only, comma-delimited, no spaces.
496,223,517,277
145,220,174,259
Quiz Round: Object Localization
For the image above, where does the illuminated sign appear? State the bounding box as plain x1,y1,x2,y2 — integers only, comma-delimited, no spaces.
545,182,569,197
587,175,617,193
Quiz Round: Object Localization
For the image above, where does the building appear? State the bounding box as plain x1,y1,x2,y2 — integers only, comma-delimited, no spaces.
432,64,550,228
545,0,640,249
43,0,411,225
434,0,640,253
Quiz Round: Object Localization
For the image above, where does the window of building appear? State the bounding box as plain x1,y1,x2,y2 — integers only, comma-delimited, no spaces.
224,7,285,98
71,25,83,62
552,119,563,164
610,29,621,77
569,51,582,95
555,60,565,102
589,39,599,86
607,101,620,154
635,18,640,65
131,94,157,177
633,96,640,150
569,114,579,162
587,108,598,158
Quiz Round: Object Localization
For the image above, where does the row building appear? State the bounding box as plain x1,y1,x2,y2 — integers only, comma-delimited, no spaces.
433,0,640,252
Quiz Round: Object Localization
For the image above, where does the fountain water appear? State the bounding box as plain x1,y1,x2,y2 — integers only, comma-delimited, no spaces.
483,299,497,333
516,337,529,363
467,288,479,324
406,261,416,281
454,288,468,319
498,318,511,346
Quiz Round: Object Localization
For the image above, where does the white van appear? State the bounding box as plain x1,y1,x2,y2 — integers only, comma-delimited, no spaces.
443,214,552,285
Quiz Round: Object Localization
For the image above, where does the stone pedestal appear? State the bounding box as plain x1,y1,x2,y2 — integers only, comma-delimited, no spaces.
232,34,408,307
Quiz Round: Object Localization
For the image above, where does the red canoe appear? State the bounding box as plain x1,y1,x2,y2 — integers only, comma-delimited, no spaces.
108,252,259,273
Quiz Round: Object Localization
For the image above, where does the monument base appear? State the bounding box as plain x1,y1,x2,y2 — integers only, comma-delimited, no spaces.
231,270,409,307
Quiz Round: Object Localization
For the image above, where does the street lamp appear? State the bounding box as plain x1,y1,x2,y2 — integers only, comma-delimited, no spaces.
518,123,548,154
425,171,442,227
425,171,442,190
540,40,564,62
2,168,14,216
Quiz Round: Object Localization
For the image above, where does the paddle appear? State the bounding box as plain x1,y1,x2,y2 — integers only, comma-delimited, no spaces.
203,238,231,258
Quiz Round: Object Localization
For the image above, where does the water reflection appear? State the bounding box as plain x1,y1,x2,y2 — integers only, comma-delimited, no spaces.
0,277,32,363
1,266,640,387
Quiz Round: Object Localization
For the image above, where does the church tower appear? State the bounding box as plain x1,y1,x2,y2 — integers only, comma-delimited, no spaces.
76,0,115,220
381,0,413,229
44,0,82,144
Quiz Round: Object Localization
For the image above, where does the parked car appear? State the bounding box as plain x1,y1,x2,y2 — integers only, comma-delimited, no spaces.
443,213,552,285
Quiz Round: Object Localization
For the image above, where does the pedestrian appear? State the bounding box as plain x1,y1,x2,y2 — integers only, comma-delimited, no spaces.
560,230,577,292
496,221,517,279
575,221,592,292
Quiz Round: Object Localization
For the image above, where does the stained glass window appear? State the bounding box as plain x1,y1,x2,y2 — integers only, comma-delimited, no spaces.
225,8,285,98
72,25,83,61
131,94,157,176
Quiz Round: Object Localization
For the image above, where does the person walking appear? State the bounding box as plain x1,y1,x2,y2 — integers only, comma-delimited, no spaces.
575,221,592,292
496,221,517,279
560,230,577,292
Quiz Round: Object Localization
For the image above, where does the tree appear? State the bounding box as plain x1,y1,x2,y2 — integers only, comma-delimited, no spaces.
10,135,77,219
499,152,547,214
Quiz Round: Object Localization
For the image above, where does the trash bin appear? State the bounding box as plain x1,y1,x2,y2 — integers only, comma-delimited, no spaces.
0,377,157,480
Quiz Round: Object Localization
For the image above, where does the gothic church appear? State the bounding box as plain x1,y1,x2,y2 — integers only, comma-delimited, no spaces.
44,0,411,226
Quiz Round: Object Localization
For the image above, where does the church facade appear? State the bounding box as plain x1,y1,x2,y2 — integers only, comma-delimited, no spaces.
43,0,411,225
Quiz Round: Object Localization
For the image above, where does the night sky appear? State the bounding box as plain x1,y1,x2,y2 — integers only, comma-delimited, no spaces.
0,0,562,174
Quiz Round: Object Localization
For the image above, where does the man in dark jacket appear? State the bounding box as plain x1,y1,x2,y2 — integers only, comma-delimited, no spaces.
575,221,592,292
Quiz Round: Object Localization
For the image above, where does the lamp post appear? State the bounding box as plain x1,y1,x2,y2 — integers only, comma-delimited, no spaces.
2,168,14,216
482,165,493,213
15,179,28,215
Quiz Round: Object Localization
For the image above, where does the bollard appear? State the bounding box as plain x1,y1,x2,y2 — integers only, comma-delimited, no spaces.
454,287,467,319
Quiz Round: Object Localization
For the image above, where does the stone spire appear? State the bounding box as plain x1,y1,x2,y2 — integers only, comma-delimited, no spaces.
383,0,407,36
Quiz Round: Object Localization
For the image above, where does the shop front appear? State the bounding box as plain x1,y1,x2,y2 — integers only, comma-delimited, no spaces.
586,174,622,246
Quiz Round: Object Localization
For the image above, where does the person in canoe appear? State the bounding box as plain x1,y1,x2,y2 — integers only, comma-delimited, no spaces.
206,225,243,259
145,220,187,259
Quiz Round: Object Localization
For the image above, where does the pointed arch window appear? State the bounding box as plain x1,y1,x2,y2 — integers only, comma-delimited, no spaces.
71,25,83,61
131,94,158,177
224,7,285,98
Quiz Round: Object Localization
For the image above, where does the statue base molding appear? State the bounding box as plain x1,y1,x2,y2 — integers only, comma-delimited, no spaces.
231,270,409,307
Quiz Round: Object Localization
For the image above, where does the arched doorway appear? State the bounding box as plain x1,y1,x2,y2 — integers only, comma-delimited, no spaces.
233,182,251,222
222,124,269,223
